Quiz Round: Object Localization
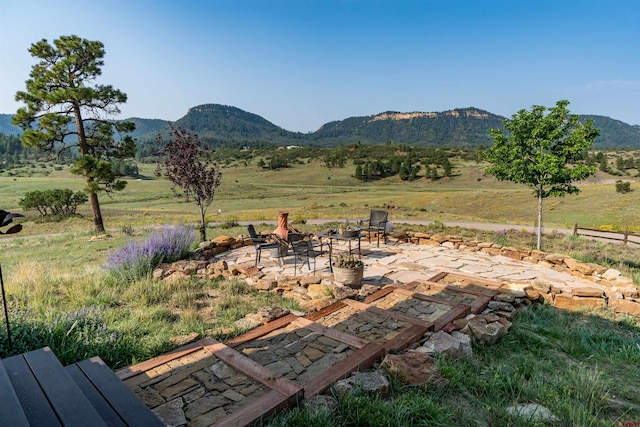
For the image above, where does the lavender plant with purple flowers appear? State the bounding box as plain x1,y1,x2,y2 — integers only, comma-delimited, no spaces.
105,225,196,283
0,305,137,366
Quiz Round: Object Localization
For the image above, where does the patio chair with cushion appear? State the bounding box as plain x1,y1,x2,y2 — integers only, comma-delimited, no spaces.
361,209,389,247
247,225,282,266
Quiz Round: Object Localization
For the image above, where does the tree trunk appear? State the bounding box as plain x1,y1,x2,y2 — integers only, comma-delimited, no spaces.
89,188,105,234
199,206,207,242
537,186,543,250
73,102,105,234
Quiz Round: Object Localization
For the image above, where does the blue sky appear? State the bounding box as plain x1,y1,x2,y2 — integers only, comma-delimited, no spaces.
1,0,638,132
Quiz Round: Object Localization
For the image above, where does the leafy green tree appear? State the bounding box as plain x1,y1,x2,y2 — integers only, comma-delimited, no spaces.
12,35,135,233
429,166,438,181
484,100,599,249
442,157,452,177
355,164,364,180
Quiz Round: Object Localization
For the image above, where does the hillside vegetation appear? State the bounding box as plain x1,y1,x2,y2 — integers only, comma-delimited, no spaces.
2,104,640,151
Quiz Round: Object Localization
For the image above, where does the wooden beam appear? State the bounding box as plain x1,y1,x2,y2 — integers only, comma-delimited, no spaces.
391,287,457,307
433,304,471,331
363,285,398,304
305,301,347,321
468,295,492,314
227,314,298,348
383,324,432,352
342,299,434,328
302,342,386,398
117,338,212,380
211,388,301,427
203,340,302,398
292,317,370,349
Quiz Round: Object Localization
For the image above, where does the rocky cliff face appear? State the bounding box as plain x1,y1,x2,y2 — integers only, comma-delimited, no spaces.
369,108,491,122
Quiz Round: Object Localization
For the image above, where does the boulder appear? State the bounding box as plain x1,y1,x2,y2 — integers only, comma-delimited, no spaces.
212,235,236,246
245,306,290,324
553,294,606,311
487,301,514,312
467,318,507,345
608,299,640,316
380,352,447,387
571,287,604,298
255,279,278,291
544,253,567,264
334,371,389,396
421,330,472,359
307,284,333,299
505,403,559,423
303,395,339,417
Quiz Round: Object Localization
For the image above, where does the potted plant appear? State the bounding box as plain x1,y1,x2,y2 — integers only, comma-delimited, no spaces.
332,252,364,288
338,220,360,238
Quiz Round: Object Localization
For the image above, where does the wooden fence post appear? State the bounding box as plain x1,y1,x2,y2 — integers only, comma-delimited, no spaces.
624,228,628,246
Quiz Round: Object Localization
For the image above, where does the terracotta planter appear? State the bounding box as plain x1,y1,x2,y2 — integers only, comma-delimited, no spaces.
333,264,364,288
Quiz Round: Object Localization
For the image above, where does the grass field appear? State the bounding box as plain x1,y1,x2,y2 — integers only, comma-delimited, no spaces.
2,157,639,236
1,156,639,425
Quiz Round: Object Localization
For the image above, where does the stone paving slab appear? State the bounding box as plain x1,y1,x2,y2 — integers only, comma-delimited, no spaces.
117,338,303,427
121,238,635,425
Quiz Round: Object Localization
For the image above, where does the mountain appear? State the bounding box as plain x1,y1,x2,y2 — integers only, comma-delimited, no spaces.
0,114,21,135
171,104,305,145
2,105,639,149
310,108,504,147
580,115,640,149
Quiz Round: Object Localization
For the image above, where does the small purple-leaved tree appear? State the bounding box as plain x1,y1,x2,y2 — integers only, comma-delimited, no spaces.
155,125,222,241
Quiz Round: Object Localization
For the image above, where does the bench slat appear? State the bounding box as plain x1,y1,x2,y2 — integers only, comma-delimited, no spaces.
0,359,30,427
75,357,164,427
24,347,108,427
2,354,62,427
66,364,127,427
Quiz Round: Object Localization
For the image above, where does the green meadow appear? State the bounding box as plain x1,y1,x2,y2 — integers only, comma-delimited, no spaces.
1,155,639,425
2,155,639,236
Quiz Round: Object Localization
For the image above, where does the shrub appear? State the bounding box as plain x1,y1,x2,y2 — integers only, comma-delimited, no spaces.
105,225,196,283
615,180,631,193
19,188,88,217
219,219,239,229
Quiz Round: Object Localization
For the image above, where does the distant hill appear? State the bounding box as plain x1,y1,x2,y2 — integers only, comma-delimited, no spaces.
2,105,639,149
581,115,640,149
310,108,505,147
0,114,21,135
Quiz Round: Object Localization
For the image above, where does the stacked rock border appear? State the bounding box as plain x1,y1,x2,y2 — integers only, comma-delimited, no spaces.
119,272,527,426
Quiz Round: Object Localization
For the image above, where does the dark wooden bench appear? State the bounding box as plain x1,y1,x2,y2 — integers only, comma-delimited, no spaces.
0,347,162,426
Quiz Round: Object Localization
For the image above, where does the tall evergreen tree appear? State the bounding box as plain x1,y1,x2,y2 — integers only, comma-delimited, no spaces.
12,35,135,233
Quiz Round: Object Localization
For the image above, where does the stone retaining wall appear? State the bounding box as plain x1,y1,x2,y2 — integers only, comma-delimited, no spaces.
405,231,639,316
152,232,640,317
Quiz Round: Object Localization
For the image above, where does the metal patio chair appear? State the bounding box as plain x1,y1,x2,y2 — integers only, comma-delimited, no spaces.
247,224,282,266
361,209,389,247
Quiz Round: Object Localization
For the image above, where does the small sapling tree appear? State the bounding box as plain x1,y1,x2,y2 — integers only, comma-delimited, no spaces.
155,125,222,241
12,35,135,233
483,100,599,250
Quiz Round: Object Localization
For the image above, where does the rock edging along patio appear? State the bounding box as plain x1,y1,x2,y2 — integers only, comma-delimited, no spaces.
151,232,640,317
